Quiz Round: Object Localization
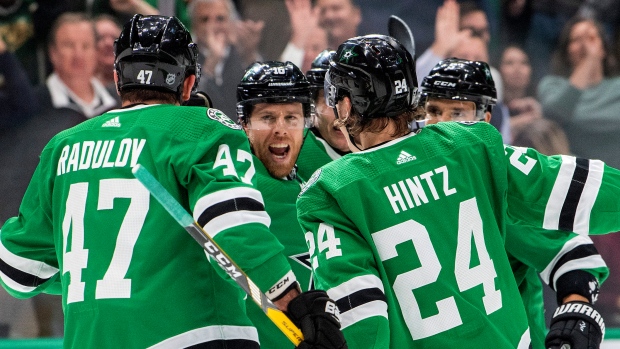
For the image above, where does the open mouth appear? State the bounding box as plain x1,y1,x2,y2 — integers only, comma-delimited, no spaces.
269,143,290,160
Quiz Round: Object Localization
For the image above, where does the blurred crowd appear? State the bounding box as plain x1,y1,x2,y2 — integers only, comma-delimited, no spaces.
1,0,620,339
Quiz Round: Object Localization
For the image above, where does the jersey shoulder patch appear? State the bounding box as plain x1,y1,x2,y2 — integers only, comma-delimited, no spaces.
299,168,322,197
207,108,241,130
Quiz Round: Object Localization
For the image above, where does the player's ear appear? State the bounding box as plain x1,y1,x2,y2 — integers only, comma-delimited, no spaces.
181,75,196,102
484,111,492,123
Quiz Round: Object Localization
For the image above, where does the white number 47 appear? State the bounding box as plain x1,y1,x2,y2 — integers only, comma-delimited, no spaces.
137,70,153,84
395,79,408,94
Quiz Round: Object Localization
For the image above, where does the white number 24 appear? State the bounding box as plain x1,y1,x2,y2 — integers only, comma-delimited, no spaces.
63,179,149,303
394,79,408,94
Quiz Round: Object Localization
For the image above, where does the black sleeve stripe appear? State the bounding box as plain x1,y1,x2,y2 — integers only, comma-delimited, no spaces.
196,197,265,227
0,257,51,288
549,243,599,290
335,287,387,314
559,158,589,231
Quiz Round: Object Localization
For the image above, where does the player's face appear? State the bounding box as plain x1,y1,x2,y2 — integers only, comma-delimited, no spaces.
315,90,349,152
95,19,121,72
49,21,97,80
500,46,531,91
244,103,305,178
424,98,478,123
317,0,361,46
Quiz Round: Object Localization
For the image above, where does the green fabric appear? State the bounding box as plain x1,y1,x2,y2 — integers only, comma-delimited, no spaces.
0,104,293,348
296,130,342,182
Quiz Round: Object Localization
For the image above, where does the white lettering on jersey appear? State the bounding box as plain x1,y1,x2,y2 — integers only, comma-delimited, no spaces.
57,138,147,176
383,165,457,214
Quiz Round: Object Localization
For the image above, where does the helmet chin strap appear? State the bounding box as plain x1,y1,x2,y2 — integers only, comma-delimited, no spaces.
332,106,363,152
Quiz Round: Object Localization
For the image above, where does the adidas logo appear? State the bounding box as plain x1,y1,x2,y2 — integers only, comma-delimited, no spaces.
102,116,121,128
396,150,416,164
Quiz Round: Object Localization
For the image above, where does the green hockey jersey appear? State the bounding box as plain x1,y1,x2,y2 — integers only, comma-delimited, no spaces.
296,129,343,182
297,121,617,348
246,157,311,349
0,104,296,349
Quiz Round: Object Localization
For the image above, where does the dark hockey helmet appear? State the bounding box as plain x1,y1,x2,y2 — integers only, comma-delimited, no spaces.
421,58,496,118
114,14,200,96
306,50,335,91
324,34,419,119
236,61,314,125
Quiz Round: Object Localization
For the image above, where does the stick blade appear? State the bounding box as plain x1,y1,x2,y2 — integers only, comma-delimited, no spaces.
388,15,415,58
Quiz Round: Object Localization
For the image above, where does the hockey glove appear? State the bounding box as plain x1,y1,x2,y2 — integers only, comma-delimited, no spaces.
286,290,348,349
546,301,605,349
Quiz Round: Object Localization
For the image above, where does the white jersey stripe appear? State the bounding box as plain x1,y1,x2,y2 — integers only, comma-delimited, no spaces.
147,325,259,349
573,159,605,235
315,136,343,161
539,235,593,284
193,187,265,222
544,155,576,230
339,300,388,330
327,274,385,301
0,230,59,279
551,256,607,289
204,210,271,238
517,328,531,349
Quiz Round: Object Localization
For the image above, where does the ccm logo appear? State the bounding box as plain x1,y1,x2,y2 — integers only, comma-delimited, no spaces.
434,81,456,87
269,276,290,294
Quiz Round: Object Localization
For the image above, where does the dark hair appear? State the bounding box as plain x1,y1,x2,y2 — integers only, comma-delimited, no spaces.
550,16,617,77
459,1,483,18
48,12,95,48
120,89,179,105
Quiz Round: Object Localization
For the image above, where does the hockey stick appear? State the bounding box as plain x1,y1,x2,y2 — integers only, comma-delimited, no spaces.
132,164,303,345
388,15,415,58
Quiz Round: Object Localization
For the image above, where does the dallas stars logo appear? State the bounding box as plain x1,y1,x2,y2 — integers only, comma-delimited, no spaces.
340,48,358,63
289,252,314,291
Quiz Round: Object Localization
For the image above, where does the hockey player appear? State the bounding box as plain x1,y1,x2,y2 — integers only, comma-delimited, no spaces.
295,50,348,182
297,35,614,348
419,58,611,349
237,60,339,349
0,15,345,349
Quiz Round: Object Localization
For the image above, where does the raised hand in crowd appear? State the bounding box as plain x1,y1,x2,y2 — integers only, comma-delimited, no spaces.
109,0,159,15
286,0,318,51
234,18,265,66
430,0,471,58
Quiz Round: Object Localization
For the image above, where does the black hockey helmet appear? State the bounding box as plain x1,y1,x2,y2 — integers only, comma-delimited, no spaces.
114,14,200,96
236,61,314,124
306,50,335,91
421,58,496,118
324,34,419,119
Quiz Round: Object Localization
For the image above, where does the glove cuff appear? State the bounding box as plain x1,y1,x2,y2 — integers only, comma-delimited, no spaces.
555,270,600,305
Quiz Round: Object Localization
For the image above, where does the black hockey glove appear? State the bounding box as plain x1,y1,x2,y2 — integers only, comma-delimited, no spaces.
546,301,604,349
286,290,348,349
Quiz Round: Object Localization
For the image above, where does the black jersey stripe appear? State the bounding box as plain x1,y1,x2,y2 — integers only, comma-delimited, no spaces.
186,339,259,349
558,158,590,231
335,287,387,314
0,257,52,288
549,244,599,290
196,197,265,227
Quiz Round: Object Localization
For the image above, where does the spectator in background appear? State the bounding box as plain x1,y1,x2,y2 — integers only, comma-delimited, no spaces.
499,44,543,138
316,0,361,49
0,13,119,337
280,0,329,72
538,16,620,168
94,14,121,88
511,118,571,156
189,0,263,118
0,35,36,130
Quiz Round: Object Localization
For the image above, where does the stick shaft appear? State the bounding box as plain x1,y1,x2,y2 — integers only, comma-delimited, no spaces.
132,165,303,345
